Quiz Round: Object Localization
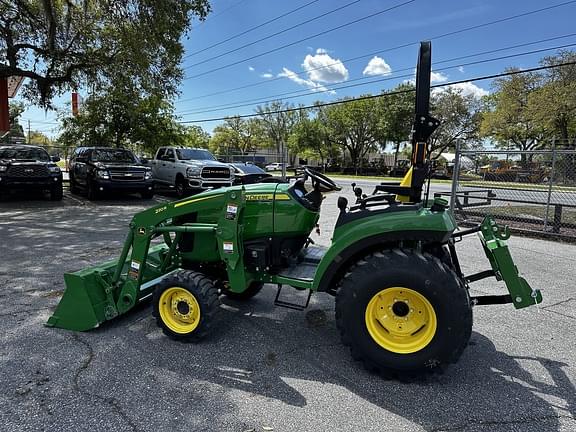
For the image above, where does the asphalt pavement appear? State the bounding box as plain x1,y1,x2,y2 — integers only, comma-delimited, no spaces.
0,184,574,432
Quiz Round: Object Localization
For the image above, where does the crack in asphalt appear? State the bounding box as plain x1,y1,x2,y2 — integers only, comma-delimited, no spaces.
430,414,575,431
71,333,139,432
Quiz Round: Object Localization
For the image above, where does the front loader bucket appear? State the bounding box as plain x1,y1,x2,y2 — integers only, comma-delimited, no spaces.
47,260,121,331
47,244,171,331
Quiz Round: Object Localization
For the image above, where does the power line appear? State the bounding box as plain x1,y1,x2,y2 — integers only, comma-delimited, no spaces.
183,0,417,80
176,1,576,101
184,0,323,59
176,41,576,116
177,61,576,124
184,0,361,68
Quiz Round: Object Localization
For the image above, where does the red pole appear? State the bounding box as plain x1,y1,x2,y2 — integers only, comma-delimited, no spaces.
72,92,79,116
0,78,9,133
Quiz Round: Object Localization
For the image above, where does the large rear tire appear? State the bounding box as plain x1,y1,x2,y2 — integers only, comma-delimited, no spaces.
335,249,472,379
153,270,220,342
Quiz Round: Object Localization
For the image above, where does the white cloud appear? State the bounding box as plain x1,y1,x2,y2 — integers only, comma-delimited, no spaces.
363,56,392,77
302,49,349,83
458,66,465,73
430,71,448,83
436,82,489,98
277,68,335,94
260,73,273,79
248,66,255,72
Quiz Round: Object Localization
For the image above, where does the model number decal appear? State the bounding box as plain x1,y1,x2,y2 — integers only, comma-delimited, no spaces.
155,206,167,214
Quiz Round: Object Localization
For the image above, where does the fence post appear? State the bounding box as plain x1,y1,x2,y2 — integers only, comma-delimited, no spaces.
449,140,461,214
543,139,557,232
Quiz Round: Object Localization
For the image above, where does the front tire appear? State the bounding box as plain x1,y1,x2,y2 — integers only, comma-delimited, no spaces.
141,189,154,199
153,270,220,342
175,176,187,198
50,183,63,201
335,249,472,379
87,180,99,200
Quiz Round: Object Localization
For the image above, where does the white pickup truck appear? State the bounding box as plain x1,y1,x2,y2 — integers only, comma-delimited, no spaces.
148,147,234,197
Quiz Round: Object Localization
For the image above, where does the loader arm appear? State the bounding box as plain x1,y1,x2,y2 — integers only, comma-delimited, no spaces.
47,189,246,331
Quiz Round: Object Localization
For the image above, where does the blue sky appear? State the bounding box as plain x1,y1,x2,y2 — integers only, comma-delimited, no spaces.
17,0,576,138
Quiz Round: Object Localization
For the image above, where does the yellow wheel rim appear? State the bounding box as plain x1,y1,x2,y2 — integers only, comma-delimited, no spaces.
365,287,437,354
158,287,201,334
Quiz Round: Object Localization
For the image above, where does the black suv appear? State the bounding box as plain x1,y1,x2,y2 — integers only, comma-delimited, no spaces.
69,147,154,200
0,145,63,200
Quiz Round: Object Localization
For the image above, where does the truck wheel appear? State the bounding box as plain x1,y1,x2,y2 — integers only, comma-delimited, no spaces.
221,281,264,301
175,177,187,198
141,189,154,199
50,184,63,201
69,177,80,194
153,270,220,342
87,181,99,200
335,249,472,379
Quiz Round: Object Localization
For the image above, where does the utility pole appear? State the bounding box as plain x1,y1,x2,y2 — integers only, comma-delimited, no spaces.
28,119,31,144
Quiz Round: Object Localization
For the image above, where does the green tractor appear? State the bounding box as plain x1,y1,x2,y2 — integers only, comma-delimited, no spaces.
48,42,541,379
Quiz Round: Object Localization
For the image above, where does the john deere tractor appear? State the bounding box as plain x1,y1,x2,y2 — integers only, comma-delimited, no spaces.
48,42,541,379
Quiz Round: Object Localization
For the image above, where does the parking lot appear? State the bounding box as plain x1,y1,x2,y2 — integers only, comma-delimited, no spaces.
0,184,575,432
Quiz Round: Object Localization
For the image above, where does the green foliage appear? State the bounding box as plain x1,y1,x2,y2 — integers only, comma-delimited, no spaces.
480,70,546,156
0,0,211,107
57,82,185,154
379,83,415,165
321,96,386,169
429,88,482,156
28,130,51,146
210,116,269,157
255,101,299,156
182,125,211,149
529,51,576,143
288,115,334,167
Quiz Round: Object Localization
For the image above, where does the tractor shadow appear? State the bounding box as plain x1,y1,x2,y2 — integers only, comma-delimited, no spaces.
120,293,575,431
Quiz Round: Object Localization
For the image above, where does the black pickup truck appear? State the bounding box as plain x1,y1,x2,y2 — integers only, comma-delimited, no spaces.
0,145,63,200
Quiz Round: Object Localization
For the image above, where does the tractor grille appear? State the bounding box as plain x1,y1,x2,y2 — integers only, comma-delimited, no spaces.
7,165,49,177
109,171,145,181
201,167,230,179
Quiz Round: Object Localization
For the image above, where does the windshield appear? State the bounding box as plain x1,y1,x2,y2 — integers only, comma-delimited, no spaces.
92,149,136,163
233,164,265,174
0,147,50,161
176,149,215,161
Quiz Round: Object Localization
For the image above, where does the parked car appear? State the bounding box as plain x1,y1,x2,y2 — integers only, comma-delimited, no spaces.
69,147,154,200
264,162,292,172
231,162,282,185
0,144,63,200
149,147,234,197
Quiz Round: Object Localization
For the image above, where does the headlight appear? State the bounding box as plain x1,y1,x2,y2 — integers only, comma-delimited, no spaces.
95,170,110,179
0,165,6,172
48,165,61,174
145,171,153,180
186,166,201,177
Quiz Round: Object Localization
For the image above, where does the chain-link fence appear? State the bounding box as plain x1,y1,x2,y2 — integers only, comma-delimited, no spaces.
436,144,576,241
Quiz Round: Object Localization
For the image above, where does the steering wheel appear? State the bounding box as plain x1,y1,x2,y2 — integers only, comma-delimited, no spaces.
304,167,341,192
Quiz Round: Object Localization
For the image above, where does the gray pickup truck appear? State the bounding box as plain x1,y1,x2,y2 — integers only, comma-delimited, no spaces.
149,147,234,197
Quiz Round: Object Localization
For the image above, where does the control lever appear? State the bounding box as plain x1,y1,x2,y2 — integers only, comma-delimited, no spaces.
351,182,363,204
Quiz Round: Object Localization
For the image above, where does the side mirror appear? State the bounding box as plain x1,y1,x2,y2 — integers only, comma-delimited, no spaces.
51,156,61,162
140,157,148,164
